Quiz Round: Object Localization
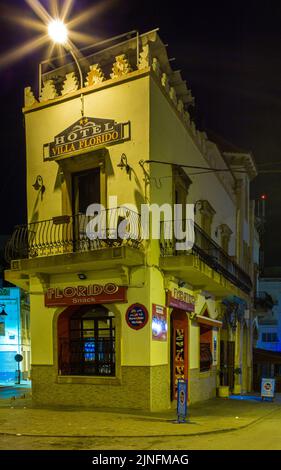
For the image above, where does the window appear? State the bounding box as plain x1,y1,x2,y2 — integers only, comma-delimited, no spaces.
218,224,232,254
262,332,278,343
72,168,101,214
200,325,213,372
197,200,216,238
58,305,115,376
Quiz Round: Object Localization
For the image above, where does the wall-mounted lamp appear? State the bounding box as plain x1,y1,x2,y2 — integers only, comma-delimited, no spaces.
33,175,46,199
117,153,131,174
77,273,87,280
194,200,203,214
0,304,8,317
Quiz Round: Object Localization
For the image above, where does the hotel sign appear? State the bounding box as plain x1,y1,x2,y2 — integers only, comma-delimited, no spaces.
166,288,195,312
43,116,130,160
45,283,127,306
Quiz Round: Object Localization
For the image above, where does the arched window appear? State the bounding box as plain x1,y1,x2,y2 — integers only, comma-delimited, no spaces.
58,305,115,376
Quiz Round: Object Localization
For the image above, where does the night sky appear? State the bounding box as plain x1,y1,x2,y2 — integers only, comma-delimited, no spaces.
0,0,280,267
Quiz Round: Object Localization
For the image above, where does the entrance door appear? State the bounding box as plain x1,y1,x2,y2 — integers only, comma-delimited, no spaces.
171,310,188,401
227,341,235,390
220,339,235,390
72,168,101,250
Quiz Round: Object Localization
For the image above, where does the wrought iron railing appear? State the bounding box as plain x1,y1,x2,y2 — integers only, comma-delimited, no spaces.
200,343,213,372
160,220,252,294
5,208,142,262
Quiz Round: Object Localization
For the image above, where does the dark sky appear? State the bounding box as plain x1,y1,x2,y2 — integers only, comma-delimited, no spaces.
0,0,280,267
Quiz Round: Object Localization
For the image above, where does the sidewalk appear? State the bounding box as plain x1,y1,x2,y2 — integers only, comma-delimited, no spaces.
0,392,280,438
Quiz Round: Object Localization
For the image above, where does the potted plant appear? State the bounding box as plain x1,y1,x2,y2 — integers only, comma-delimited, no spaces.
233,367,242,395
217,365,229,398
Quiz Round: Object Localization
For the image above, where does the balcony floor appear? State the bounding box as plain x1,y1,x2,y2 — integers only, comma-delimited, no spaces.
5,246,144,289
160,253,250,300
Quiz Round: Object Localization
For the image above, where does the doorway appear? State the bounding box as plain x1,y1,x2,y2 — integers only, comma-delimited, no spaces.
170,309,188,401
72,168,101,250
220,339,235,390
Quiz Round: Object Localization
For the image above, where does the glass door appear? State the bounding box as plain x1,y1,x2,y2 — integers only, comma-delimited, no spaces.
72,168,101,251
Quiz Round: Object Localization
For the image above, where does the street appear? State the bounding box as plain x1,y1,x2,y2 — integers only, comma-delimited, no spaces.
0,405,281,450
0,386,30,400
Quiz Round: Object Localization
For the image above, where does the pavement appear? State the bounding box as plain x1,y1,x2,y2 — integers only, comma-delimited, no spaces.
0,388,280,439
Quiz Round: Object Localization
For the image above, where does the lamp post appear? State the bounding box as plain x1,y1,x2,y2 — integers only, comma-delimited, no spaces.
0,304,8,317
48,19,84,116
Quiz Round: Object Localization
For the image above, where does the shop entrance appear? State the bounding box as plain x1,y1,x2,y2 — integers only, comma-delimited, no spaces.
170,309,188,401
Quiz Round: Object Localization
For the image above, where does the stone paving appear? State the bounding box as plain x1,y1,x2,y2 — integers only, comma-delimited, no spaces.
0,389,280,438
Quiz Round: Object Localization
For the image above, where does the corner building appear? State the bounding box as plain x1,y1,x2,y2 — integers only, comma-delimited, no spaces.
5,30,258,410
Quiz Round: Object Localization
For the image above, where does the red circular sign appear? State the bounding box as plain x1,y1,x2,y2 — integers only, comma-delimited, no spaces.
126,303,149,330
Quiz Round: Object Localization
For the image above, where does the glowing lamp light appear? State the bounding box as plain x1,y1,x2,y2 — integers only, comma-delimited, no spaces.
48,20,68,45
261,194,267,200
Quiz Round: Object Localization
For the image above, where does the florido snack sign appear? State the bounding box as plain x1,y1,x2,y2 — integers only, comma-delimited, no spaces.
45,283,127,306
43,116,130,160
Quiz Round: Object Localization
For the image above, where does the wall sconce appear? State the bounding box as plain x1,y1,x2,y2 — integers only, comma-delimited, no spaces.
194,200,203,214
117,153,131,174
0,304,8,317
33,175,45,199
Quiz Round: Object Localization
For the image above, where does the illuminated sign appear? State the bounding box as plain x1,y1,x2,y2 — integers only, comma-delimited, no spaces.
45,283,127,306
261,378,275,399
43,116,130,160
152,303,167,341
166,289,195,312
177,380,188,423
126,303,148,330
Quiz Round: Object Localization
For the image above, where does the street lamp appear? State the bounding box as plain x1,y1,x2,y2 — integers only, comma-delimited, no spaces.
48,20,68,45
0,304,8,317
47,19,84,116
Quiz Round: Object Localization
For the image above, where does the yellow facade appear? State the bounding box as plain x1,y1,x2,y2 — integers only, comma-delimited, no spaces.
5,31,257,410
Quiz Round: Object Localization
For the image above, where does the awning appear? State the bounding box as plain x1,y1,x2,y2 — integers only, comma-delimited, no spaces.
196,315,222,329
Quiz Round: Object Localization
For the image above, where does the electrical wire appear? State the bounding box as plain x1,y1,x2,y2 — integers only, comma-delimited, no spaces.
140,159,247,173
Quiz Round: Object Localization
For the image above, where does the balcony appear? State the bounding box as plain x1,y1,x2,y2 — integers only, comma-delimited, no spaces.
255,291,276,311
160,220,252,296
5,208,144,277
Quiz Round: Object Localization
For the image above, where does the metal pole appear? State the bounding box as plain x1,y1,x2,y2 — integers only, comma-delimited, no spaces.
67,46,84,117
136,30,139,69
39,62,42,98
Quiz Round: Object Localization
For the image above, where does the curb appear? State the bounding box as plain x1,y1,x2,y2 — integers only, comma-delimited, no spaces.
0,406,278,440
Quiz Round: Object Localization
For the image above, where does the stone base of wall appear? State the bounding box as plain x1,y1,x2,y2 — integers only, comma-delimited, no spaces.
189,367,217,403
31,364,170,411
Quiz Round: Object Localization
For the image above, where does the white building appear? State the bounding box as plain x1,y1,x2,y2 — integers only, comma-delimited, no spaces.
256,271,281,352
0,287,30,383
